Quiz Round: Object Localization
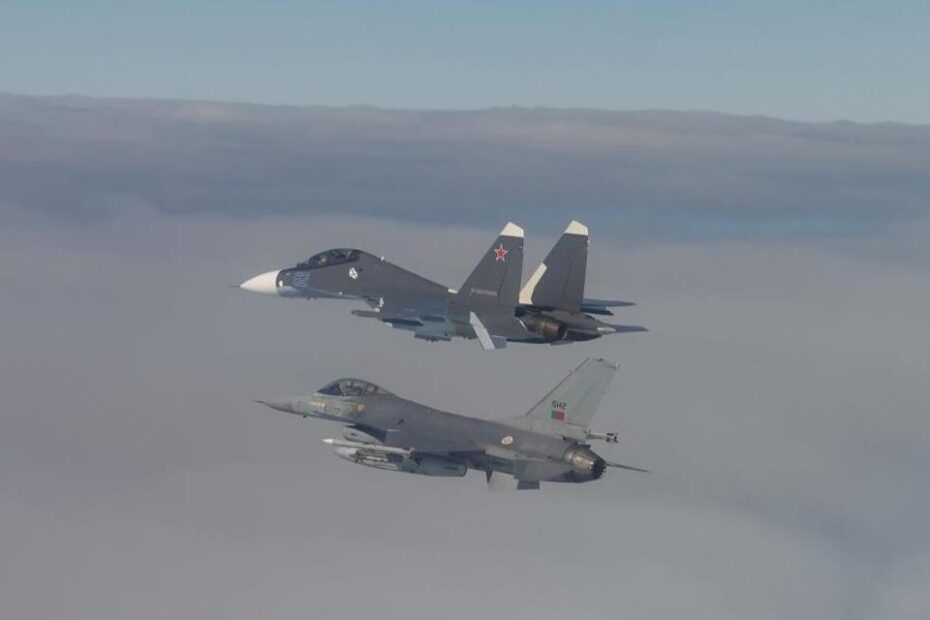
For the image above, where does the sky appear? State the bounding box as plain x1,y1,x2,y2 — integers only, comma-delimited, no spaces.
2,1,930,122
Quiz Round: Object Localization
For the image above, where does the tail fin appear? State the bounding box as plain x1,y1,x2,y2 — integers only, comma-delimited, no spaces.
516,358,617,431
457,222,524,310
519,220,588,311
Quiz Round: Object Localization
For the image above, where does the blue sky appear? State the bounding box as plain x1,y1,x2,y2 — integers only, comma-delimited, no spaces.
2,1,928,122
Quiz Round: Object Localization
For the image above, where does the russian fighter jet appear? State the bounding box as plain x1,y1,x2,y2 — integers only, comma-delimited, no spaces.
239,221,644,350
256,358,647,491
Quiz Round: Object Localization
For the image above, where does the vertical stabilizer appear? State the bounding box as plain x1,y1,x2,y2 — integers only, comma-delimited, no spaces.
519,220,588,310
458,222,524,311
515,357,617,431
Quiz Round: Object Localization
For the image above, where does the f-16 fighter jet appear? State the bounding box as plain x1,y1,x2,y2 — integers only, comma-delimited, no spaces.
256,358,647,491
239,221,644,350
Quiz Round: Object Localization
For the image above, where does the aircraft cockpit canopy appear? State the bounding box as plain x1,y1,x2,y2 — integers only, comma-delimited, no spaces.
296,249,360,269
318,378,393,397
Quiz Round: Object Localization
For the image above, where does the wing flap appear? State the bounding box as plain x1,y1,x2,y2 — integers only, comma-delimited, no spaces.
381,428,481,454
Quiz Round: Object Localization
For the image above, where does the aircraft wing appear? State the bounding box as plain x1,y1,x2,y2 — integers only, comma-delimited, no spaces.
380,427,482,455
364,291,446,319
380,432,576,481
578,298,636,316
351,293,460,341
582,298,636,307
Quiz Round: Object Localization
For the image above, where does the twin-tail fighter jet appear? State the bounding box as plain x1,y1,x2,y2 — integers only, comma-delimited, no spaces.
239,221,645,349
257,357,646,490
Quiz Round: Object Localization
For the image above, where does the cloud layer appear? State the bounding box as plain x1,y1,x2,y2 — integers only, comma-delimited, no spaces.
3,94,930,238
2,95,929,618
1,199,928,618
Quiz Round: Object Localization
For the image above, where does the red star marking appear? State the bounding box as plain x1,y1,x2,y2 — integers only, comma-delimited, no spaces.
493,244,508,262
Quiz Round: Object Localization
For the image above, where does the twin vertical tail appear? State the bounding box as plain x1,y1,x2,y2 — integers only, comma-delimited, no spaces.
519,220,588,311
457,222,525,311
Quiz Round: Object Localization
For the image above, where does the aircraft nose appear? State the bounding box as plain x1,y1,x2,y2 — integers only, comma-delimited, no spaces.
255,399,298,415
239,270,280,295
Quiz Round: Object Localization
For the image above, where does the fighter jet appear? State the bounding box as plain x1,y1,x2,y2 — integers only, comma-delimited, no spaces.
256,357,646,491
239,221,644,350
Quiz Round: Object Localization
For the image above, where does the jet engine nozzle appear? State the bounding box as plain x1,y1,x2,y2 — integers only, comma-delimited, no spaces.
522,315,568,342
562,446,607,481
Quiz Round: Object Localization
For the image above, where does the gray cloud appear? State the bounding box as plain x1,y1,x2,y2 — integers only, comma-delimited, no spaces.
2,94,930,239
1,199,928,618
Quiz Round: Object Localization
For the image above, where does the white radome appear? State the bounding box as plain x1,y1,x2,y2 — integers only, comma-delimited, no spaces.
239,270,279,295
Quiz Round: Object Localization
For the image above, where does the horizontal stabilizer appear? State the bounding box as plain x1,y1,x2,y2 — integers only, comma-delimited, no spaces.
578,305,614,316
582,298,636,308
608,324,648,334
605,461,650,473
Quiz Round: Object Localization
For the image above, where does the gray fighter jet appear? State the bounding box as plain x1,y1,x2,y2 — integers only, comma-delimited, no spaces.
239,221,644,350
257,357,646,491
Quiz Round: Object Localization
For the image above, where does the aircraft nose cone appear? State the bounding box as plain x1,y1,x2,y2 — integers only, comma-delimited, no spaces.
239,270,280,295
255,399,296,414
